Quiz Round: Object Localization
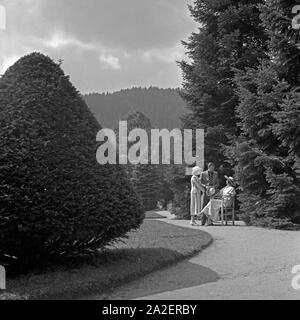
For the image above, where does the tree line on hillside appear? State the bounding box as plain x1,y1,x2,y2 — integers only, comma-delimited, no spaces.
176,0,300,228
84,87,187,130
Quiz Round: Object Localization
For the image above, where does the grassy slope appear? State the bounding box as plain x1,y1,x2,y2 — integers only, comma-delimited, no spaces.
1,220,212,300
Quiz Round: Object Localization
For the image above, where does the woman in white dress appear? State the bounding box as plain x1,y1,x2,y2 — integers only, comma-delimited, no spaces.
190,166,205,226
199,176,236,225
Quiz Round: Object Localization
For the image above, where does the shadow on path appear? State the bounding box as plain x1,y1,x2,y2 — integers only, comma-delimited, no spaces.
94,259,219,300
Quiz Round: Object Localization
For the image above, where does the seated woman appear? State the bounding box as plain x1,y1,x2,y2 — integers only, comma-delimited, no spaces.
198,176,236,226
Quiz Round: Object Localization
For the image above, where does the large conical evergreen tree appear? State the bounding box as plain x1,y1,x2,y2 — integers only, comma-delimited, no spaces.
0,53,144,268
228,0,300,227
180,0,268,166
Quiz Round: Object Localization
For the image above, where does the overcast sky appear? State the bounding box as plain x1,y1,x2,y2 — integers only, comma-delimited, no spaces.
0,0,197,93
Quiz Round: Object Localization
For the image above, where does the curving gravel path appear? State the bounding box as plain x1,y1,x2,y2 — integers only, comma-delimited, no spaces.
98,212,300,300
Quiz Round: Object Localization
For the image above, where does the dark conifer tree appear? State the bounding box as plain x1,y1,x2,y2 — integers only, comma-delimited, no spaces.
0,53,144,270
172,0,267,218
228,0,300,227
180,0,267,166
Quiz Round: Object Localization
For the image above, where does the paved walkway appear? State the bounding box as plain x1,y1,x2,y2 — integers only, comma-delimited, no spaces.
96,212,300,300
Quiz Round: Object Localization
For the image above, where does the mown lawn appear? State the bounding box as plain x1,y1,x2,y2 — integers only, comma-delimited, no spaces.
0,219,212,300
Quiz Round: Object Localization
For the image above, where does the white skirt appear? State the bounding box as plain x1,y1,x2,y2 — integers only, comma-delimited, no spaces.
190,192,202,216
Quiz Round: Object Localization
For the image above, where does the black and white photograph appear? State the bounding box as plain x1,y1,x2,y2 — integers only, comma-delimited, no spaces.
0,0,300,306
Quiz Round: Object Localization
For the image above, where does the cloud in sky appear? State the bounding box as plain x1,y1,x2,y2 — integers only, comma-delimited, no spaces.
99,54,121,70
0,0,197,93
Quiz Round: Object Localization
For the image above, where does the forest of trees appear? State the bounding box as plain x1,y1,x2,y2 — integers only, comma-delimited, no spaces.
84,87,187,130
84,0,300,229
177,0,300,228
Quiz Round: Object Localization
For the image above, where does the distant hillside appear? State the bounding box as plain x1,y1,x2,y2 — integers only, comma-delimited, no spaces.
83,87,187,129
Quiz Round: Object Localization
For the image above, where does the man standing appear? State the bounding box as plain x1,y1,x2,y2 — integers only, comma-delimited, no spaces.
200,162,219,225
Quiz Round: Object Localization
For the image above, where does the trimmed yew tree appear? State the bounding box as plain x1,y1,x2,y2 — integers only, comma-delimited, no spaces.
0,53,144,269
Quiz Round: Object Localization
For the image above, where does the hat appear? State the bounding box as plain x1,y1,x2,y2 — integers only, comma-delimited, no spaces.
206,187,216,197
192,166,202,176
225,176,235,186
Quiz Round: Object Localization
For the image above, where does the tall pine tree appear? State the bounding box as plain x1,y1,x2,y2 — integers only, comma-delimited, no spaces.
228,0,300,228
171,0,267,218
180,0,267,166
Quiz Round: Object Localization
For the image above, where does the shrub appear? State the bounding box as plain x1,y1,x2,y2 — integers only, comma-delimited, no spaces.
167,166,190,219
0,53,144,272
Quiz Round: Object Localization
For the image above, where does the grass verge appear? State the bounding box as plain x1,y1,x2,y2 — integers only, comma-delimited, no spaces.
0,219,212,300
